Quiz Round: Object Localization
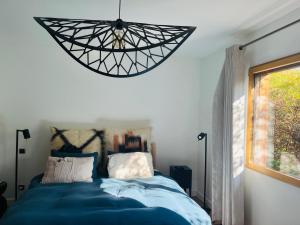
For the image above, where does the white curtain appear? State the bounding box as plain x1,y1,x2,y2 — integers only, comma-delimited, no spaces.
212,45,246,225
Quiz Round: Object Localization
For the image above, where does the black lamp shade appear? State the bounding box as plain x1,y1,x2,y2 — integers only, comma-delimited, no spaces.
34,17,196,78
22,129,31,139
198,132,207,141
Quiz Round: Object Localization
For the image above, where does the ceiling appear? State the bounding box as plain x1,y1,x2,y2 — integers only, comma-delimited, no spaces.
1,0,300,58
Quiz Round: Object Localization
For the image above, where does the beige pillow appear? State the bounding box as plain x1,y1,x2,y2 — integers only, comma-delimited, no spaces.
107,152,154,179
105,127,152,152
42,156,94,184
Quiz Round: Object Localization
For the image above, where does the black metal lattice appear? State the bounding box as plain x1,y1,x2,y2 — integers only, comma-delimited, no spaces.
34,17,196,78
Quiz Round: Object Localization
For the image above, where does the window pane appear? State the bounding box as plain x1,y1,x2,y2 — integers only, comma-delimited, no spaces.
252,66,300,179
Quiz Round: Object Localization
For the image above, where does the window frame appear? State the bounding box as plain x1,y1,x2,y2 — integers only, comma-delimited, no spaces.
246,53,300,188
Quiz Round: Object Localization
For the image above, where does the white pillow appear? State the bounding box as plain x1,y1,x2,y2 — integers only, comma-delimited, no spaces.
42,156,94,184
108,152,154,179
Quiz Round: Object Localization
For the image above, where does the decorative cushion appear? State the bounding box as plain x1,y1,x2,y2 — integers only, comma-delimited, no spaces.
50,127,105,157
105,127,152,153
42,156,94,184
51,150,98,178
107,152,154,179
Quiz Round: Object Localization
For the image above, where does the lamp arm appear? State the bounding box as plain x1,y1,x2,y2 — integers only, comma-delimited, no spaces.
197,132,208,210
204,135,207,209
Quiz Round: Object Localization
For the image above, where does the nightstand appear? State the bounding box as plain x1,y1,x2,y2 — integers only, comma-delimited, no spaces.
0,181,7,218
170,165,192,196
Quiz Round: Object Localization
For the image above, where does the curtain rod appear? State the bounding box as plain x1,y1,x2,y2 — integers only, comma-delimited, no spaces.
239,18,300,50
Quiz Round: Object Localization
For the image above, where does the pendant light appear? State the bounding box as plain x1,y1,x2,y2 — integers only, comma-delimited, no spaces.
34,0,196,78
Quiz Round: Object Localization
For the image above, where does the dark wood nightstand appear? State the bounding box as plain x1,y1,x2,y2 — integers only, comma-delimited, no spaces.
170,165,192,196
0,181,7,218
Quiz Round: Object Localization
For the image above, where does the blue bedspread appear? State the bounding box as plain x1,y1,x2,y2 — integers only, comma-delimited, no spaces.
0,175,211,225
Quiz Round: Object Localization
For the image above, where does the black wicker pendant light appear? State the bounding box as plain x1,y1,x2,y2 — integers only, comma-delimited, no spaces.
34,0,196,78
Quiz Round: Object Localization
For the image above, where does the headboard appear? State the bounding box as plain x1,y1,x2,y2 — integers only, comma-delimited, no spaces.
50,126,157,168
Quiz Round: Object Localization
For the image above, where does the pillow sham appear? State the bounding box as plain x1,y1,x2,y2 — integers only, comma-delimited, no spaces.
107,152,154,179
51,150,98,178
105,127,152,153
50,127,105,156
42,156,94,184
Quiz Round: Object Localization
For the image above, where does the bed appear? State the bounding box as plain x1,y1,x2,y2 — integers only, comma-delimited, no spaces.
1,127,211,225
0,173,211,225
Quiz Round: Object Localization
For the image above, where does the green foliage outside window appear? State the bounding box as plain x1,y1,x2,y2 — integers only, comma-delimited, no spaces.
268,68,300,177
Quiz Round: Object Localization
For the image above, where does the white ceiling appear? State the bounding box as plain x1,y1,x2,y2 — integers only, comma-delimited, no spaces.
123,0,300,57
1,0,300,58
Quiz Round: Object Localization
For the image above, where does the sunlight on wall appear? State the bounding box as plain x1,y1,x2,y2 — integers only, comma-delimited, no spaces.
233,95,245,178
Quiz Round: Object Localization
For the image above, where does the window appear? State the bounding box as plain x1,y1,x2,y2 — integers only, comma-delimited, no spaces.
246,53,300,187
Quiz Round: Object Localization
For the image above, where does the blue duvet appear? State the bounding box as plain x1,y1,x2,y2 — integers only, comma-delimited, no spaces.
0,174,211,225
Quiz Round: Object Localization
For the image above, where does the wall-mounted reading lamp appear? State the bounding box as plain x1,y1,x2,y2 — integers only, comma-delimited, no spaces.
198,132,208,211
15,129,31,200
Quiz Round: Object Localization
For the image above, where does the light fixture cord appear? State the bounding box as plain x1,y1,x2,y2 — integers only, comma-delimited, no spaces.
118,0,122,19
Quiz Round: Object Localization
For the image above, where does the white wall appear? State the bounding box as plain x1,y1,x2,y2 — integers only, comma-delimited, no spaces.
0,1,203,198
198,7,300,225
195,52,225,206
244,8,300,225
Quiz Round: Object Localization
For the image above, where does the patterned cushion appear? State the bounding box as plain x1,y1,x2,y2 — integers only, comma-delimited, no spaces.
104,127,152,153
50,127,105,158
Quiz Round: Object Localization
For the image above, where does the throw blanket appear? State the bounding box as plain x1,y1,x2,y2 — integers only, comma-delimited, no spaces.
0,175,211,225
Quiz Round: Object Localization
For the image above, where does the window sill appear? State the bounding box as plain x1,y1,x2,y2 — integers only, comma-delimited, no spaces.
246,162,300,188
